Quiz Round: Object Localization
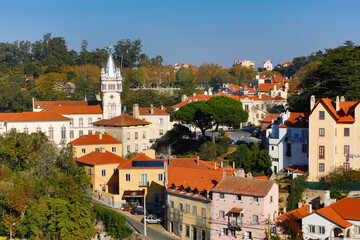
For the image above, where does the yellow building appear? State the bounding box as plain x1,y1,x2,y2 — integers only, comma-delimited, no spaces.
117,153,166,208
308,96,360,181
93,114,151,157
70,133,122,158
166,165,236,240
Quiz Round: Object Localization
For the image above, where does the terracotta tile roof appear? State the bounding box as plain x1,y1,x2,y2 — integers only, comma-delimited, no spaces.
228,85,241,92
93,114,151,127
282,61,293,66
34,100,89,109
239,94,285,102
70,134,121,146
118,153,165,169
253,175,269,180
0,112,70,122
172,92,239,108
137,107,169,115
164,158,220,169
262,113,281,123
131,153,154,161
229,207,243,213
42,105,103,114
76,150,127,165
257,83,275,92
279,112,309,128
211,176,276,197
277,205,314,221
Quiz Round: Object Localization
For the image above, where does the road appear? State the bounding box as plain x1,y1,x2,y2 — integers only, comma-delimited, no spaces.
204,126,260,144
92,198,176,240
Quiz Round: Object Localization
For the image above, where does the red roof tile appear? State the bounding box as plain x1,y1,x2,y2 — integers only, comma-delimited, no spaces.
93,114,151,127
137,107,169,115
277,205,314,221
262,113,281,123
34,100,89,109
1,112,70,122
42,105,103,114
257,83,275,92
118,153,165,169
70,134,121,146
172,93,239,108
76,150,127,165
212,176,276,197
279,112,309,128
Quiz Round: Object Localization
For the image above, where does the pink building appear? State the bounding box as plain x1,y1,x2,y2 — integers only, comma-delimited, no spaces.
210,176,279,239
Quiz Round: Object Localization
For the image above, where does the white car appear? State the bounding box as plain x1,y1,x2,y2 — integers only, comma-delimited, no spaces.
145,215,162,224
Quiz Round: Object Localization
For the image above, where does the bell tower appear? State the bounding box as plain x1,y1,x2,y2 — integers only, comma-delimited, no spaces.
100,45,123,119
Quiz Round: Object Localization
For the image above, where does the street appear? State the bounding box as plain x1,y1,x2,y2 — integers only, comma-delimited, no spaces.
92,198,177,240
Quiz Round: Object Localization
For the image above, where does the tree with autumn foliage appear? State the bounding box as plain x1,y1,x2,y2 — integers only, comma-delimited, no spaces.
277,215,304,240
228,65,257,85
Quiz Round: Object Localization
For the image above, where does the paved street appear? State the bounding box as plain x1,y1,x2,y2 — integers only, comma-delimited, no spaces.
92,198,177,240
204,126,261,144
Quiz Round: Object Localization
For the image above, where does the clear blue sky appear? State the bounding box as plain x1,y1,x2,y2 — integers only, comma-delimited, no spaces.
1,0,359,68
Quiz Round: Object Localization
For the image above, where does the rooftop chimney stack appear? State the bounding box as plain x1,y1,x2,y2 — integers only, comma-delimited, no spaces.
133,104,140,118
196,156,199,165
214,161,217,169
221,161,223,168
99,133,103,140
100,147,105,153
161,105,164,111
309,202,312,214
340,96,345,102
336,96,340,111
150,104,154,114
310,95,316,111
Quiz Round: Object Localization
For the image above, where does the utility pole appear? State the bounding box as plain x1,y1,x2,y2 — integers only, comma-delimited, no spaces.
144,193,147,237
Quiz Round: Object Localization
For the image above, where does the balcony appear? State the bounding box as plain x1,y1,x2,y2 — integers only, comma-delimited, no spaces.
139,181,149,187
230,218,242,229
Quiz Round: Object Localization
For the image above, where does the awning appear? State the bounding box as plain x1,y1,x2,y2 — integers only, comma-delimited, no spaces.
229,207,243,213
123,190,144,198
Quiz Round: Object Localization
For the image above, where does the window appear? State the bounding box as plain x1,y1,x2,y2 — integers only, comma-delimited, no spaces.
319,111,325,120
319,226,325,234
219,193,225,199
113,169,118,176
88,169,91,176
222,228,228,236
141,174,147,186
185,226,190,237
271,146,274,151
309,225,315,233
170,201,174,209
355,226,360,234
158,173,163,181
193,206,197,215
143,143,146,150
286,143,291,157
319,163,325,172
253,215,259,224
254,197,259,202
113,185,119,194
201,207,206,217
245,231,252,239
344,145,350,154
24,127,29,134
127,145,130,153
48,127,54,140
127,132,130,140
295,133,299,138
70,130,74,139
88,130,92,135
143,131,146,138
186,204,190,213
159,118,163,124
256,113,259,119
273,158,279,162
219,210,225,219
245,105,249,111
159,129,164,136
319,128,325,136
302,144,307,153
179,203,183,211
79,130,83,137
82,148,86,154
135,132,138,139
270,196,273,202
88,118,92,127
287,129,292,137
112,147,116,153
344,128,350,136
135,144,138,152
79,118,83,127
237,195,242,200
70,118,74,127
61,127,66,139
178,224,183,232
114,132,117,139
230,229,236,237
319,146,325,159
36,127,41,133
101,169,106,176
125,174,131,182
302,130,307,138
101,186,106,192
344,162,350,170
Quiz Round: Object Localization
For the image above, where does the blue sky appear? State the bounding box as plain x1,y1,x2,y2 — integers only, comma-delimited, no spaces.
1,0,359,67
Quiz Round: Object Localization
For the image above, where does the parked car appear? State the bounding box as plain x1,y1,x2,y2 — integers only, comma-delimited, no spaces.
130,207,145,215
252,129,261,138
145,215,162,224
236,140,251,146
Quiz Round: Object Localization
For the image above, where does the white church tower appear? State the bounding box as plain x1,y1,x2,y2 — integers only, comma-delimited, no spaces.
100,45,123,119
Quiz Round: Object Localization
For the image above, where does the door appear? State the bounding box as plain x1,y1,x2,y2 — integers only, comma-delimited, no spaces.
193,227,197,240
141,174,147,186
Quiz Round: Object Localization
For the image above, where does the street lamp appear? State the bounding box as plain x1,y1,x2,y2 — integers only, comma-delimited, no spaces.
10,222,15,240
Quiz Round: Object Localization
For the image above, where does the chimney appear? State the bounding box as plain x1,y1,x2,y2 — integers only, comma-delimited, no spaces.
99,133,102,140
193,93,196,97
308,202,312,214
298,202,303,209
223,168,226,178
310,95,315,111
150,104,154,114
324,190,331,207
181,94,187,102
133,104,139,118
161,105,164,111
237,168,245,178
196,156,199,165
340,96,345,102
283,207,287,213
232,161,235,169
214,161,217,169
99,147,105,153
336,96,340,111
221,161,223,168
246,172,252,178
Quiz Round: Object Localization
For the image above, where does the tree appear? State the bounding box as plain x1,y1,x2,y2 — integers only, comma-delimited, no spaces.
197,63,220,86
230,144,271,173
210,70,237,87
175,96,248,138
228,65,257,85
114,39,142,68
198,141,217,161
133,67,149,86
176,67,196,96
165,124,193,145
138,54,151,66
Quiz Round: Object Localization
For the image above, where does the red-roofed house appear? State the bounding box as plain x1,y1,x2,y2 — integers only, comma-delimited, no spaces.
211,176,278,240
264,110,309,175
70,133,122,158
263,60,273,71
308,96,360,181
282,61,294,67
302,196,360,239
